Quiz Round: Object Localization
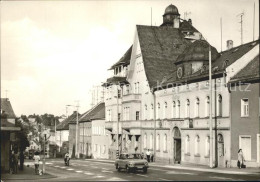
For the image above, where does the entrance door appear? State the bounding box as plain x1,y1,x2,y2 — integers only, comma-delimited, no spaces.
240,136,251,161
174,139,181,164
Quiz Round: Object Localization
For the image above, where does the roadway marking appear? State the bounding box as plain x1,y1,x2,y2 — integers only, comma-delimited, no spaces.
46,162,53,165
136,174,148,177
166,171,196,175
60,166,66,169
76,170,83,173
54,166,60,167
67,168,74,171
158,178,172,181
209,176,241,181
84,172,94,175
95,175,105,178
101,170,113,173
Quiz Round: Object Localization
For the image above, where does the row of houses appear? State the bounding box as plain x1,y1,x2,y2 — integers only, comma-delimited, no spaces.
56,102,108,159
56,4,259,168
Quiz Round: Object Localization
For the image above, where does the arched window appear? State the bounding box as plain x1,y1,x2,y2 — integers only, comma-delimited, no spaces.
177,100,180,118
185,135,190,154
156,134,160,150
218,134,224,157
206,96,210,117
163,134,167,151
172,101,176,118
150,134,153,149
195,98,200,118
185,99,190,118
205,136,210,157
150,104,154,120
157,103,160,119
217,95,222,117
163,102,167,119
195,135,200,155
144,133,147,149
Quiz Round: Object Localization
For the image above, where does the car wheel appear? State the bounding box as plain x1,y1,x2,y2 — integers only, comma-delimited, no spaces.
143,167,147,173
126,165,130,173
116,164,121,172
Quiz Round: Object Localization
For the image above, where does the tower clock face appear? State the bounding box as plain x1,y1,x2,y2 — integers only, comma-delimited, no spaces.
177,67,183,78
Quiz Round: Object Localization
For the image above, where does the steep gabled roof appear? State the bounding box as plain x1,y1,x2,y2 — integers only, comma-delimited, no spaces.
56,111,78,130
136,25,192,88
213,40,259,71
176,40,219,63
79,102,105,123
69,112,82,124
229,55,260,83
0,98,16,118
109,46,132,70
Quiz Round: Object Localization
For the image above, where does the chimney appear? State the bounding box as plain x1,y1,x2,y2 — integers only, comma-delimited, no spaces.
173,17,180,28
188,18,192,25
226,40,233,50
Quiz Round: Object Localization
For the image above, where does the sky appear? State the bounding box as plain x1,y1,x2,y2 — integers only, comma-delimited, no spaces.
1,0,259,117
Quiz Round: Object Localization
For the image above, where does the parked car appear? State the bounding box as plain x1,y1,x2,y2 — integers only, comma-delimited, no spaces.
115,153,149,173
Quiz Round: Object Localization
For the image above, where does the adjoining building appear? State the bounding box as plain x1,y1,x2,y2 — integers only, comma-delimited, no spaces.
56,111,79,156
78,109,92,158
89,102,107,159
103,4,260,167
1,98,20,172
228,54,260,167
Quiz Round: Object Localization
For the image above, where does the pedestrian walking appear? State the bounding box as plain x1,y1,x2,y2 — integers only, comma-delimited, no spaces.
237,149,245,168
19,151,24,170
33,151,41,174
146,149,151,162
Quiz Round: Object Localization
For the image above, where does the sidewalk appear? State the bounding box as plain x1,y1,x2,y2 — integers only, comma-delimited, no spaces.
84,158,260,175
1,164,56,181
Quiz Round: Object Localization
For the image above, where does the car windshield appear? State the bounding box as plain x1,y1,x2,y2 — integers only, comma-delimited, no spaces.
126,154,142,159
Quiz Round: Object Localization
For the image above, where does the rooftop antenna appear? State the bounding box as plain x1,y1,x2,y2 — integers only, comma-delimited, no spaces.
5,90,9,98
184,11,191,20
253,2,255,41
237,12,244,45
151,7,153,26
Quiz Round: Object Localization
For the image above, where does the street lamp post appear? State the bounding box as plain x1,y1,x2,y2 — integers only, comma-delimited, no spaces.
209,45,214,168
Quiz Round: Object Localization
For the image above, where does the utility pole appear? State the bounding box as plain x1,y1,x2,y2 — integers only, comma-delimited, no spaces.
75,101,80,159
43,129,46,174
116,86,119,158
209,44,214,168
253,2,255,41
220,17,222,52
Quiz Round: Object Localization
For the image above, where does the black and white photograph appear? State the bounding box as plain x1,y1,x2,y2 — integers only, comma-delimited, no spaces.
1,0,259,181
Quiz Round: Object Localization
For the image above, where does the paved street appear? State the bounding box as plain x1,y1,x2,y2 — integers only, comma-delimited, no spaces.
5,159,259,181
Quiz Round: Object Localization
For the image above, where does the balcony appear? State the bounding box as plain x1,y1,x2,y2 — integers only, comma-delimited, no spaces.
105,121,114,131
122,93,141,103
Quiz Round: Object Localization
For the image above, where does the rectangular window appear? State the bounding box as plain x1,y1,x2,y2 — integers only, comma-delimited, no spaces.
126,85,130,94
118,113,121,121
118,89,121,98
241,98,249,117
136,111,140,120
